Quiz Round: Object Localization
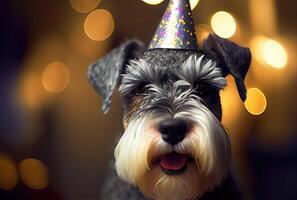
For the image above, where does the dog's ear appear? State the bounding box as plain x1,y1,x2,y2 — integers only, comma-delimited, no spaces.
201,34,251,101
87,40,144,113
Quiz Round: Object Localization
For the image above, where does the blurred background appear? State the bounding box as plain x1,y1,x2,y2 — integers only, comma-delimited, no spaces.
0,0,296,200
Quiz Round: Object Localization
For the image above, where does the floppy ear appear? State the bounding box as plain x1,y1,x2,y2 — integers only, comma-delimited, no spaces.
201,34,251,101
87,40,144,113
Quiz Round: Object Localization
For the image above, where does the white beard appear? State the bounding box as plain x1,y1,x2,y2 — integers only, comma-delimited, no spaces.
114,99,231,200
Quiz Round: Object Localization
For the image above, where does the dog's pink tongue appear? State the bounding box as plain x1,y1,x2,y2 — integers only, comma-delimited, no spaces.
160,152,187,171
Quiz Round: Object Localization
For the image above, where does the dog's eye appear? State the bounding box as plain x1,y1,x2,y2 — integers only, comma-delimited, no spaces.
135,83,147,96
194,84,212,96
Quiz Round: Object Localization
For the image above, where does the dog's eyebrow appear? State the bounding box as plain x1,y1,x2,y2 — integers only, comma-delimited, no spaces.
178,55,227,89
120,59,162,95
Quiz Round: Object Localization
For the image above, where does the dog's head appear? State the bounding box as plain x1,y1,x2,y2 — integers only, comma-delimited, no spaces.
88,34,251,200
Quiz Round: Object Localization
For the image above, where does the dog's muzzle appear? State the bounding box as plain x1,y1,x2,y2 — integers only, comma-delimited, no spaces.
157,118,193,175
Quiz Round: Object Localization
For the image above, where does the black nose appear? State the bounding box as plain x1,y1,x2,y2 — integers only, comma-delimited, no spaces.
158,118,189,145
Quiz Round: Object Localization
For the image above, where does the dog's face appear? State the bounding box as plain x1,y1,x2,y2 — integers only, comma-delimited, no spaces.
88,34,251,200
117,49,230,200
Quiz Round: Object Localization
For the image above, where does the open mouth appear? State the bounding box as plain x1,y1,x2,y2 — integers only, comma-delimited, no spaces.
158,152,191,175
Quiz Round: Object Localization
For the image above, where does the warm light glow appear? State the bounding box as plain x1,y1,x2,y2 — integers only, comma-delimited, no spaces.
251,36,288,69
220,76,241,125
69,0,101,13
211,11,236,38
249,0,277,35
195,24,212,43
244,88,267,115
0,155,18,190
19,159,49,190
20,73,43,109
42,61,70,93
262,39,287,68
141,0,164,5
84,9,114,41
142,0,199,9
190,0,200,10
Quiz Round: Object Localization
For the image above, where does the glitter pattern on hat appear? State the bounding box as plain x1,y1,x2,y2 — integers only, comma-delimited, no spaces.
147,0,198,51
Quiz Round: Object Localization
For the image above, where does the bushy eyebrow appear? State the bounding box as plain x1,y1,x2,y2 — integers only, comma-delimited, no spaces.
177,55,227,89
120,55,227,96
119,59,163,96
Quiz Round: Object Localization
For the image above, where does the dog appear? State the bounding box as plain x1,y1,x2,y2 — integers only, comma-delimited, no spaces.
87,1,251,199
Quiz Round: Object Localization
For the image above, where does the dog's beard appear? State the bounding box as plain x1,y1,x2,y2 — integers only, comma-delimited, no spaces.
114,100,231,200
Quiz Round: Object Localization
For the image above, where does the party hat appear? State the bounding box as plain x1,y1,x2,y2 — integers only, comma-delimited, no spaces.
147,0,198,51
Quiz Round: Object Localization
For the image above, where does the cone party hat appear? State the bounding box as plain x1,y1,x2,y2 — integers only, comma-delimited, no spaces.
147,0,198,51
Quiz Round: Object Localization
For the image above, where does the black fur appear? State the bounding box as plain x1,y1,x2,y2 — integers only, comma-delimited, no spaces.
201,34,251,101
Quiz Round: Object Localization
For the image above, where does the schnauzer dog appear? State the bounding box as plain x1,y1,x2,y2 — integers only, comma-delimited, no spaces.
88,1,251,200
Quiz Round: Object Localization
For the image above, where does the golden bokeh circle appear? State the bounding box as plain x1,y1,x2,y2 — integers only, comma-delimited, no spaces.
69,0,101,13
211,11,236,38
141,0,164,5
42,61,70,93
84,9,114,41
244,88,267,115
262,39,287,68
19,159,49,190
0,155,18,190
250,36,288,69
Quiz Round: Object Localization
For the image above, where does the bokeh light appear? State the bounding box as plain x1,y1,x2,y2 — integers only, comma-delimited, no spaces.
19,159,49,190
190,0,200,10
244,88,267,115
211,11,236,38
20,72,44,109
251,36,288,69
262,39,287,68
69,0,101,13
141,0,164,5
42,61,70,93
0,155,18,190
84,9,114,41
142,0,199,10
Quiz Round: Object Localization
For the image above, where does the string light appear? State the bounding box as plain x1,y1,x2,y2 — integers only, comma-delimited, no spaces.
0,155,18,190
244,88,267,115
84,9,114,41
42,61,70,93
211,11,236,38
19,159,49,190
69,0,101,13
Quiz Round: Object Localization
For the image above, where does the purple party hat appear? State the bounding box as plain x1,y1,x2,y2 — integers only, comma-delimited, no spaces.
147,0,198,51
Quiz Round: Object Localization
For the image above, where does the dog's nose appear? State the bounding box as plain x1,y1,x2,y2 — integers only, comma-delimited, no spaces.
159,118,189,145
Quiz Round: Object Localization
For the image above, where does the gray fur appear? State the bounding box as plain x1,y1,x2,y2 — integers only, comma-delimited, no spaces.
120,54,226,97
178,55,226,89
119,49,225,120
87,36,251,200
87,40,144,113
